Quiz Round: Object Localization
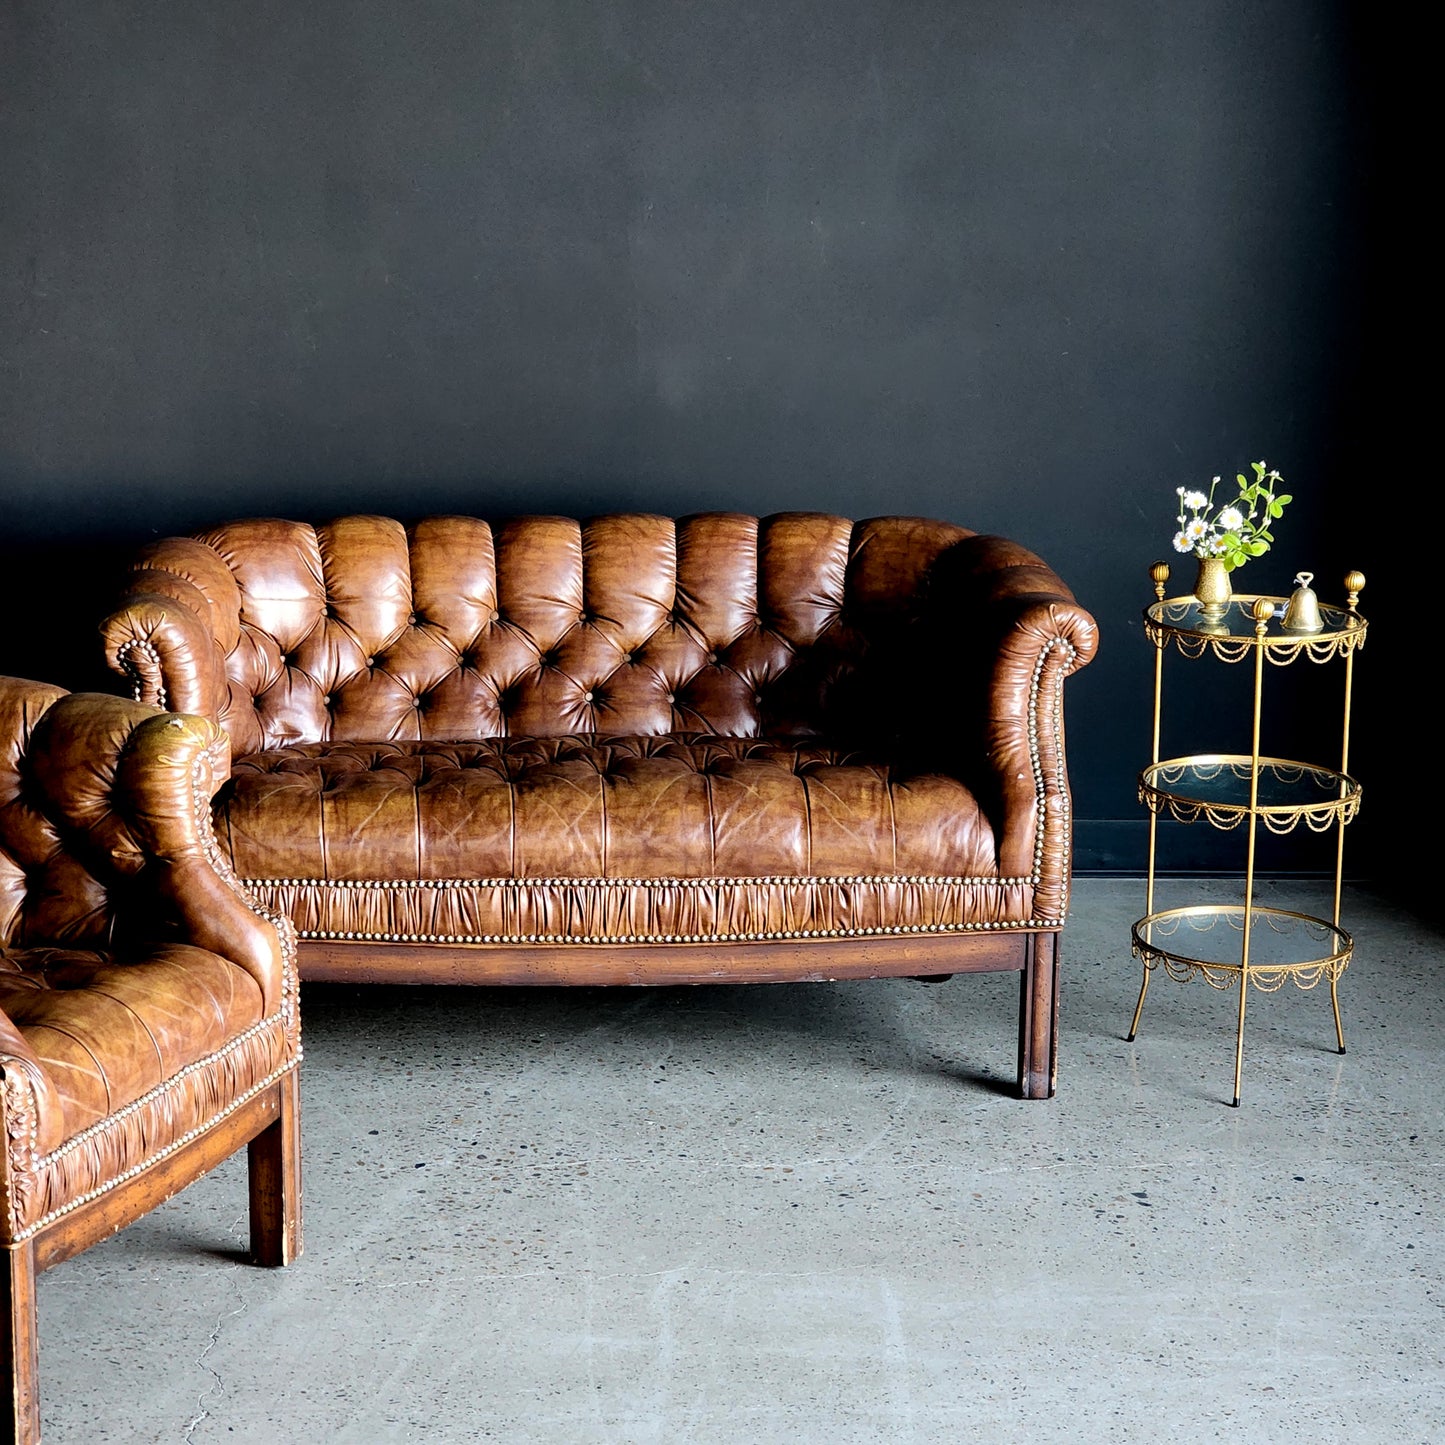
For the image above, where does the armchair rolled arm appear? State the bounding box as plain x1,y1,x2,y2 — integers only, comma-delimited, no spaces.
26,694,286,1014
925,536,1099,922
100,537,241,726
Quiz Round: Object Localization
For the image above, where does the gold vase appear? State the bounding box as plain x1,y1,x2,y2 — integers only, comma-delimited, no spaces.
1192,555,1231,630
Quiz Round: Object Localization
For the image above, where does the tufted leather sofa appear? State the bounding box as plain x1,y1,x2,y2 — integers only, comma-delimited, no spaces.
0,678,301,1441
101,512,1097,1097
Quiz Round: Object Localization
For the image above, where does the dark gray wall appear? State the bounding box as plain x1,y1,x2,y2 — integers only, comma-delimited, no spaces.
1,2,1399,879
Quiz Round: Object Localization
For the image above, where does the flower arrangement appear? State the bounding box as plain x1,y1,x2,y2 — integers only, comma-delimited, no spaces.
1173,461,1291,572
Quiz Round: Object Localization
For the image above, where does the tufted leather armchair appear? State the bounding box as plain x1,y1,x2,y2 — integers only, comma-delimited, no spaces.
0,678,301,1443
102,511,1097,1097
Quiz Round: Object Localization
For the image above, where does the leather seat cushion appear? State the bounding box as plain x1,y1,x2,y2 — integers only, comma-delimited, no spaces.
0,944,265,1139
221,735,1001,881
217,735,1048,945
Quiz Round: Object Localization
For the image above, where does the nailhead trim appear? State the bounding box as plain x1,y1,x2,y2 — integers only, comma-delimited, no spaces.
1030,635,1079,914
295,918,1063,946
37,1017,288,1168
192,746,300,1037
12,1057,298,1243
247,873,1036,889
116,639,167,709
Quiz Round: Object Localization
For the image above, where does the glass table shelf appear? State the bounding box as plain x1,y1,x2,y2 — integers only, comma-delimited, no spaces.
1131,904,1352,993
1145,593,1367,663
1138,754,1361,833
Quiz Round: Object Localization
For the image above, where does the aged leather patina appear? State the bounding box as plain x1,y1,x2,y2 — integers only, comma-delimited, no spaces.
0,679,301,1443
102,511,1097,1098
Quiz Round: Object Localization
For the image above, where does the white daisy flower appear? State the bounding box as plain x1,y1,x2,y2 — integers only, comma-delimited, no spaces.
1185,517,1209,543
1172,531,1193,553
1209,536,1228,555
1218,506,1244,530
1182,490,1208,510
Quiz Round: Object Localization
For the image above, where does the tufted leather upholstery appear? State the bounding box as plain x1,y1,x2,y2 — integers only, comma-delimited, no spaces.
0,678,298,1235
106,513,998,753
101,511,1097,980
1,677,302,1441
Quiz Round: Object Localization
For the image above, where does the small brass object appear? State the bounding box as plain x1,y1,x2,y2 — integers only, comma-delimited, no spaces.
1192,555,1232,633
1281,571,1323,634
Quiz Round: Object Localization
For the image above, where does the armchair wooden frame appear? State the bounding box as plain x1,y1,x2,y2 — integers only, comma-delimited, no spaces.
3,1068,300,1442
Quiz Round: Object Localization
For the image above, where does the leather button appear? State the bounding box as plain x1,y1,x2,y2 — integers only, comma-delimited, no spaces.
583,691,594,703
322,695,332,706
489,610,500,624
666,693,675,705
366,657,376,668
408,613,418,625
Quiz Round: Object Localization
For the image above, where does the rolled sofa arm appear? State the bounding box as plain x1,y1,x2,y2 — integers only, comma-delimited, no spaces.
925,535,1099,924
100,537,242,727
20,689,288,1015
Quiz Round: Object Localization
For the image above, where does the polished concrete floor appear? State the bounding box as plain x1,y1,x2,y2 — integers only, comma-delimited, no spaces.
34,879,1445,1443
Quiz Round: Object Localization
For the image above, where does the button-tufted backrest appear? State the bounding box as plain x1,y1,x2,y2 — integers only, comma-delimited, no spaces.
185,512,974,758
0,681,163,951
0,681,90,949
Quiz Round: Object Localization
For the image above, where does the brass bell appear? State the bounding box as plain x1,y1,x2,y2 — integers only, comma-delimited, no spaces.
1281,571,1323,633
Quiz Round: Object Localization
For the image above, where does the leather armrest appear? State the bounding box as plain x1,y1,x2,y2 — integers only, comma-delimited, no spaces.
923,536,1099,920
100,538,241,727
26,695,285,1014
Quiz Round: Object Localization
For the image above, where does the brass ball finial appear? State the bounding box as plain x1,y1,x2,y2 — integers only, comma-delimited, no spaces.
1345,570,1366,610
1150,561,1170,599
1252,597,1274,631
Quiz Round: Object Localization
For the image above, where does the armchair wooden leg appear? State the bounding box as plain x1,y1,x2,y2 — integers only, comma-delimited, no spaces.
3,1241,39,1445
1018,932,1060,1100
248,1068,303,1268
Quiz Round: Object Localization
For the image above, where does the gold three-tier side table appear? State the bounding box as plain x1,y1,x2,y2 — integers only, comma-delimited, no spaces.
1126,562,1367,1106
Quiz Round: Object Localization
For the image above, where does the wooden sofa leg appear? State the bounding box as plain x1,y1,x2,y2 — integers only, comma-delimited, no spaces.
1018,932,1060,1100
249,1068,303,1268
2,1241,39,1445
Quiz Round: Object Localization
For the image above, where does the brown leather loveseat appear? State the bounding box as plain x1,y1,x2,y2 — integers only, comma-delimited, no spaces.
101,511,1097,1097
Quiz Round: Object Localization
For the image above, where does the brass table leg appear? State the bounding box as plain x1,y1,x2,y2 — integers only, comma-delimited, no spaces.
1126,965,1150,1043
1129,566,1169,1045
1232,971,1249,1109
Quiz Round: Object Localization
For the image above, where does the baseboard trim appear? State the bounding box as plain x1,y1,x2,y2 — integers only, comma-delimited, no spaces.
1071,819,1371,882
